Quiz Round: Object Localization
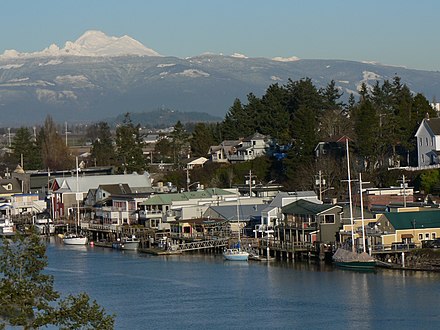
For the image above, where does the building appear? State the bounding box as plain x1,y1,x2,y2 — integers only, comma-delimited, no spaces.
414,117,440,167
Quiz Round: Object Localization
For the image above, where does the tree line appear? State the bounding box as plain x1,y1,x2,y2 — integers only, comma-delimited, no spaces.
4,76,437,194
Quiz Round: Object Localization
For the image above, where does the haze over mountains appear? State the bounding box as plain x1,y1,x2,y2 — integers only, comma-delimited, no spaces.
0,30,439,126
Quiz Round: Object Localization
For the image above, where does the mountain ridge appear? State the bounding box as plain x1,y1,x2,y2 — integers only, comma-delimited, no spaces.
0,31,439,126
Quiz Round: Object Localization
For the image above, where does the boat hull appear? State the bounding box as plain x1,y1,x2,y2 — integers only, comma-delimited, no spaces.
334,261,376,270
121,240,140,251
63,236,88,245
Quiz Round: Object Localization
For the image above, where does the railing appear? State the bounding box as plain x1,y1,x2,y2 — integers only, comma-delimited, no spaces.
169,238,229,252
260,239,313,251
370,243,419,252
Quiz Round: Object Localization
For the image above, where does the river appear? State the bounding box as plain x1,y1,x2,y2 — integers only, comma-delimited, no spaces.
45,238,440,329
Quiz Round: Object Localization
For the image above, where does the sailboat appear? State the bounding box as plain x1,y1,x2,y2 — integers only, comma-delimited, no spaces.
332,139,375,270
223,195,249,261
63,157,88,245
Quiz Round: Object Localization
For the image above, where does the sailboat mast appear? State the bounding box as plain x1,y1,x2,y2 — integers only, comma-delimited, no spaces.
359,173,366,253
346,139,355,253
76,157,80,232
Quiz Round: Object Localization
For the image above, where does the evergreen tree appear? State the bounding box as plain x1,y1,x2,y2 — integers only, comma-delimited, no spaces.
0,231,115,329
257,84,291,143
353,99,381,172
190,123,217,157
170,121,190,168
90,122,116,166
10,127,41,170
115,113,145,173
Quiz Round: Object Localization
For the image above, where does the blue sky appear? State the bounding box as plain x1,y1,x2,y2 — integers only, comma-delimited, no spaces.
2,0,440,71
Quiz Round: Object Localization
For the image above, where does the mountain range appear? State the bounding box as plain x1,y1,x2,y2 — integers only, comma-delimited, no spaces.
0,30,439,126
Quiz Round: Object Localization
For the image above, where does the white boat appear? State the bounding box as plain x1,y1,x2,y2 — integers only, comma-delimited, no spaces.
121,236,140,251
223,197,249,261
33,215,56,235
223,247,249,261
0,217,15,236
63,233,88,245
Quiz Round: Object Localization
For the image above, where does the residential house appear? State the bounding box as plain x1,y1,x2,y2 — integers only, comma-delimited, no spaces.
209,140,242,163
314,135,349,159
182,156,208,170
50,172,152,219
414,117,440,167
279,199,343,244
228,133,270,163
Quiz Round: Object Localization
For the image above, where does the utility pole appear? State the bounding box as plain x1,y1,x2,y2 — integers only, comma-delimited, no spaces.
245,170,256,196
398,174,408,208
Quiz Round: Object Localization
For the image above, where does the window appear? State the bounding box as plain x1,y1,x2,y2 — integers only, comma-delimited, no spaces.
323,214,335,224
432,137,435,146
432,233,436,239
420,137,422,146
419,233,423,240
425,233,430,240
426,137,429,145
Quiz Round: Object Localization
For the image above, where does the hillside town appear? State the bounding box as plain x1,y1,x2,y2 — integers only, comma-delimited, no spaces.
2,110,440,271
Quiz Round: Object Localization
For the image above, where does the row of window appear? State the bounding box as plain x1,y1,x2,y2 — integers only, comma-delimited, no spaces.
419,232,436,240
419,136,434,147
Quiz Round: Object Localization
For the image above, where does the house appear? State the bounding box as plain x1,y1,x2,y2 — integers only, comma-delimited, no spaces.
182,156,208,170
139,188,237,229
208,140,242,163
414,117,440,167
314,135,349,159
50,172,152,219
228,133,270,163
279,199,343,244
257,191,321,238
204,203,267,236
375,209,440,247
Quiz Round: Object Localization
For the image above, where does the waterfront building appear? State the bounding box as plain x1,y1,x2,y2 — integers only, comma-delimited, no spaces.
279,199,343,245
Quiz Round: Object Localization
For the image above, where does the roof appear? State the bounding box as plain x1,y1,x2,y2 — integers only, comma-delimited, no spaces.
243,132,266,142
381,209,440,230
208,204,267,221
140,188,235,206
425,118,440,135
282,199,341,215
98,184,132,195
53,172,152,193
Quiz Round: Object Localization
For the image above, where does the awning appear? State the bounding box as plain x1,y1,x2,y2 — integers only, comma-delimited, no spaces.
401,234,413,239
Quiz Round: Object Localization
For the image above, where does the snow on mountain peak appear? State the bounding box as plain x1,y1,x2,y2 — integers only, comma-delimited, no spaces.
0,30,161,59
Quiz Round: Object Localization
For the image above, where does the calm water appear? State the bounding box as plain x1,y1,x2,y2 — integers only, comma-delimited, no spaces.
44,238,440,330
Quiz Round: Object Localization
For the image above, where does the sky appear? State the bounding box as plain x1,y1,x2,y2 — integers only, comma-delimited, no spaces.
2,0,440,71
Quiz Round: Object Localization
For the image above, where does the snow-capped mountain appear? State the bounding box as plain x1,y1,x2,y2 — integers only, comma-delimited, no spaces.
0,31,439,126
0,30,160,59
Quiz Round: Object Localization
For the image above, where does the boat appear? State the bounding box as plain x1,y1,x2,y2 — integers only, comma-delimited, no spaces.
63,233,88,245
332,247,375,270
0,217,15,237
121,236,140,251
62,157,87,246
223,198,249,261
33,214,56,235
332,138,376,270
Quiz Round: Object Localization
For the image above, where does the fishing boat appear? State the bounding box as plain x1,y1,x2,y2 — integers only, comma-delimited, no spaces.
121,236,140,251
332,139,375,270
223,197,249,261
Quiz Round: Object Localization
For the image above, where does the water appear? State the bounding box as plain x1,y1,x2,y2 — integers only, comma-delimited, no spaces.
45,239,440,330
